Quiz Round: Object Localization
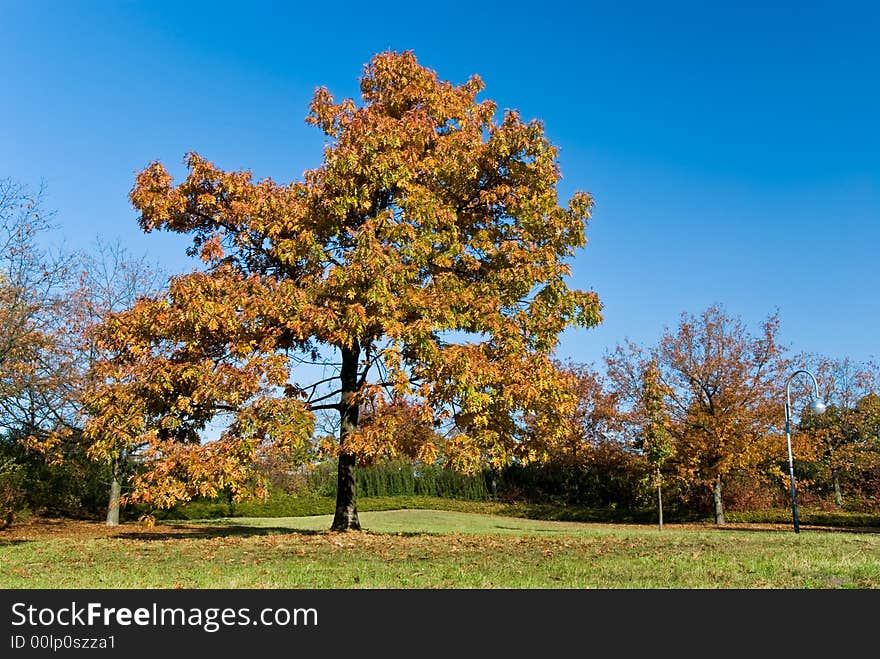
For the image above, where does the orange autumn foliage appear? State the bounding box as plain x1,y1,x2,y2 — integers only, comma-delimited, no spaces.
82,51,601,517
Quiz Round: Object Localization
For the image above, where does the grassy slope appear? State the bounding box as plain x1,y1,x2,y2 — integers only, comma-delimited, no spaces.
3,509,880,589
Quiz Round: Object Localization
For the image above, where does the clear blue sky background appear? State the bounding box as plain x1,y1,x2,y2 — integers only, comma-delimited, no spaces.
1,1,877,370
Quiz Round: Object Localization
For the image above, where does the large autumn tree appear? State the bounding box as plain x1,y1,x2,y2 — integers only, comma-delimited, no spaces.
84,51,601,530
608,305,787,524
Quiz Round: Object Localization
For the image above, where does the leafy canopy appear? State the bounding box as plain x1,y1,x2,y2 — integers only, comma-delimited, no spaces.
83,51,601,507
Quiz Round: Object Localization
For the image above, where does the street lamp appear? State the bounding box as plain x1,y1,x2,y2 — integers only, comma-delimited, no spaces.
784,369,826,533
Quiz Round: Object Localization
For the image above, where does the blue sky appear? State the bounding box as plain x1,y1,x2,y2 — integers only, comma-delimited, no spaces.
1,1,877,369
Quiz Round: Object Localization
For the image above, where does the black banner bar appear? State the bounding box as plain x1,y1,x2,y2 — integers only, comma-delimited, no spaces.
1,589,874,655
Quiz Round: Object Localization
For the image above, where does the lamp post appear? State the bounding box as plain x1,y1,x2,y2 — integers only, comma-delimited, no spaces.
784,369,826,533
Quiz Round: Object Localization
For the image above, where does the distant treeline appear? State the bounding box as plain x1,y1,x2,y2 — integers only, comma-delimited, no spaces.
4,439,879,527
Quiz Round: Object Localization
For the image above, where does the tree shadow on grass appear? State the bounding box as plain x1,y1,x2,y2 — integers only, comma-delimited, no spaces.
496,503,706,525
114,524,323,541
712,524,880,535
116,525,447,540
1,517,98,545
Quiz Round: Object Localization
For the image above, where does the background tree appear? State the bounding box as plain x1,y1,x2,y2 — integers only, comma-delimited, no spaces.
0,178,164,525
798,355,880,507
71,239,164,524
0,178,73,442
608,305,786,524
0,178,80,525
499,361,643,511
638,360,674,529
546,362,620,465
84,50,602,531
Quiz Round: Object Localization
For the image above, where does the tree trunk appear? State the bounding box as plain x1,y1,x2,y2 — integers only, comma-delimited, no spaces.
832,470,843,508
106,459,121,526
331,342,361,532
713,474,725,525
656,469,664,531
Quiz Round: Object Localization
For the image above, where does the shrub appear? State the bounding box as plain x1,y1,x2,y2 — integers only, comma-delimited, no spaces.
491,442,652,509
0,457,25,528
0,432,111,519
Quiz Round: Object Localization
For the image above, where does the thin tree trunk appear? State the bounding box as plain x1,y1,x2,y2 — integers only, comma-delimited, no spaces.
331,342,361,532
713,474,725,525
828,446,843,507
656,469,664,531
832,471,843,508
106,458,121,526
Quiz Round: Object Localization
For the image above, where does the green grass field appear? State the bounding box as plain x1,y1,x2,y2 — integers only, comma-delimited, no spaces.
3,508,879,589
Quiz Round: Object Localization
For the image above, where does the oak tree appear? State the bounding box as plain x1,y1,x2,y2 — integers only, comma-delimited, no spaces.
84,51,601,530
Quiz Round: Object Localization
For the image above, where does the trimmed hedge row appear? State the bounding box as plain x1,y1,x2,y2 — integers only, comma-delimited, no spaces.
306,460,490,500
